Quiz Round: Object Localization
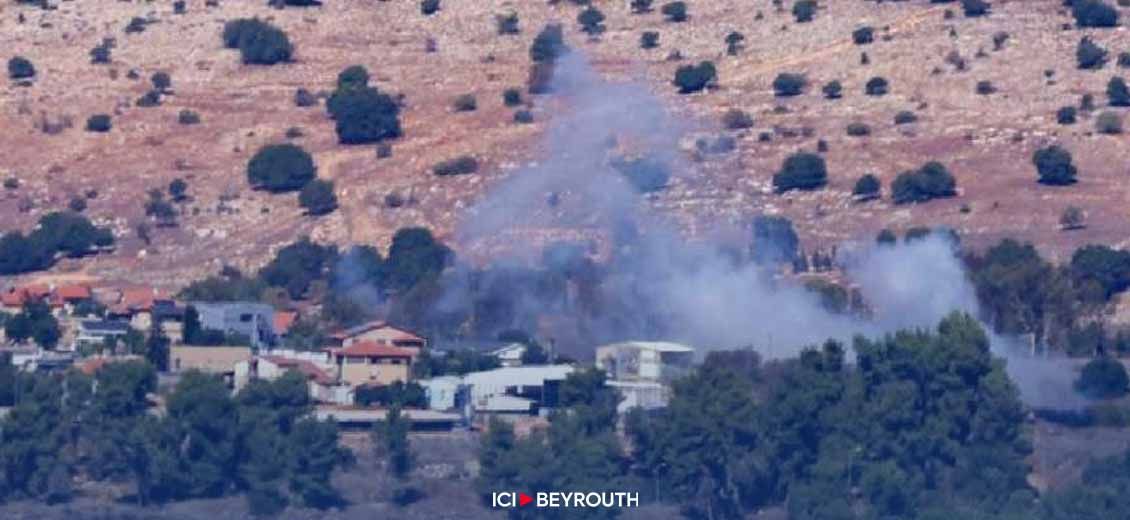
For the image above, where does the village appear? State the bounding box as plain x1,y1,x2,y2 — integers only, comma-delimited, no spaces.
0,280,696,437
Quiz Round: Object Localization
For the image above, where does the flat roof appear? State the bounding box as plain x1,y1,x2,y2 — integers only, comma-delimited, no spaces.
599,341,695,353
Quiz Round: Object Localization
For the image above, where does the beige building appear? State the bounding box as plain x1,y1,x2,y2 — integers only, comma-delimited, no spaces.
329,341,414,387
170,346,252,376
328,320,426,352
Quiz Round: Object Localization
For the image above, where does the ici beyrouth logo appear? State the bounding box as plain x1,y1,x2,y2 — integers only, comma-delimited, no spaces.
491,491,639,509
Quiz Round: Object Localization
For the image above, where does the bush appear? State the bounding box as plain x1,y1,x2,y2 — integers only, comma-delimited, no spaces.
85,114,112,132
673,61,716,94
421,0,440,15
1097,110,1124,134
502,88,522,107
1078,37,1108,69
611,157,671,192
328,85,402,144
853,174,881,200
433,156,479,176
295,88,318,107
1061,206,1086,230
721,109,753,130
631,0,654,13
299,179,337,216
1109,77,1130,106
1072,0,1119,28
845,122,871,136
793,0,817,23
8,56,35,80
90,42,112,64
894,111,918,125
247,144,316,192
452,94,477,112
496,12,520,35
135,90,161,107
178,110,201,125
151,71,172,92
1033,145,1077,186
891,162,956,204
773,152,827,193
661,1,687,22
822,80,842,99
1120,51,1130,68
513,110,534,124
725,31,745,55
169,178,188,201
975,80,996,95
865,76,889,96
640,31,660,49
773,73,806,97
530,24,566,63
1076,357,1129,399
852,26,874,45
222,18,293,65
961,0,990,17
577,6,606,35
1057,106,1078,125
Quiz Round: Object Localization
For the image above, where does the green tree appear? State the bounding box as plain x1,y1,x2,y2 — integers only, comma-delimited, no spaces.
773,152,827,192
373,405,413,479
299,179,338,216
247,144,316,192
1076,357,1129,399
1033,145,1078,186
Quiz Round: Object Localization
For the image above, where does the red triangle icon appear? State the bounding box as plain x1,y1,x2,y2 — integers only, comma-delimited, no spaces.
519,493,533,507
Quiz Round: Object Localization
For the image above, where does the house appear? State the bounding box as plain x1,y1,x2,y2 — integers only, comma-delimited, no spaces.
489,343,527,367
273,310,299,338
418,375,470,411
463,365,574,415
595,341,694,383
327,320,426,352
170,345,252,381
313,406,462,432
188,302,276,348
235,354,351,404
73,319,132,352
328,341,415,387
53,284,93,313
1,284,50,314
110,287,174,331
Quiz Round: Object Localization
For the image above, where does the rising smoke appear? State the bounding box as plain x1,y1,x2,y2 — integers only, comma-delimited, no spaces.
444,51,1079,407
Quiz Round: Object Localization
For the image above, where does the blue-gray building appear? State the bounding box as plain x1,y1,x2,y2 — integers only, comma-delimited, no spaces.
188,302,276,348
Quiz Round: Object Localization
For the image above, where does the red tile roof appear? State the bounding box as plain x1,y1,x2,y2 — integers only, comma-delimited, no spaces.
260,355,334,385
331,341,415,359
274,311,298,335
56,284,92,301
328,320,424,343
120,287,170,312
1,288,27,307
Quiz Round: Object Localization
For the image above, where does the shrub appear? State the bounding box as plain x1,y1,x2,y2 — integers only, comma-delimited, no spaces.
577,6,606,35
151,71,171,92
853,174,881,200
178,110,201,125
852,26,874,45
1119,51,1130,68
751,215,799,265
1076,357,1129,399
90,43,112,64
822,80,842,99
85,114,112,132
222,18,293,65
845,122,871,136
661,1,687,22
721,109,753,130
894,111,918,125
530,24,566,63
640,31,660,49
1033,145,1077,186
376,143,393,159
295,88,317,107
247,144,316,192
452,94,477,112
975,80,996,95
421,0,440,15
673,61,716,94
1078,37,1108,69
961,0,990,17
1097,110,1124,134
8,56,35,80
992,31,1009,51
513,110,534,124
631,0,654,13
773,152,827,193
433,156,479,176
496,12,520,35
773,73,806,97
124,17,148,34
299,179,337,216
725,32,745,55
1057,106,1078,125
876,229,897,245
1072,0,1119,28
865,77,889,96
135,90,161,107
891,162,956,204
611,157,671,192
337,65,370,90
328,84,402,144
503,88,522,107
1108,76,1130,106
1061,206,1086,230
793,0,818,23
169,178,188,201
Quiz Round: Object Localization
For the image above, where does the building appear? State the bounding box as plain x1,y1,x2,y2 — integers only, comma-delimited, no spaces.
273,310,299,338
418,375,469,411
73,319,132,352
328,341,415,387
1,284,50,314
235,354,351,404
327,320,426,352
188,302,276,348
489,343,527,367
463,365,574,415
313,406,462,432
595,341,694,383
109,287,174,331
170,345,252,381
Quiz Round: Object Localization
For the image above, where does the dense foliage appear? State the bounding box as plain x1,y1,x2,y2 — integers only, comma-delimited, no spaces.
0,211,114,275
222,18,293,65
246,144,316,192
326,65,402,144
773,152,827,192
890,161,956,204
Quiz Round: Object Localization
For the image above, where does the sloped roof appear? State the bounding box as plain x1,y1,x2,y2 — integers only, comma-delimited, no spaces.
56,284,92,301
274,311,298,335
329,320,424,342
331,341,415,359
260,355,334,385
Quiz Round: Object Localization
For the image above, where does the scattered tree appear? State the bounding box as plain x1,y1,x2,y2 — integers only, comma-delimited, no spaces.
247,144,317,192
1034,145,1078,186
299,179,337,216
773,152,828,192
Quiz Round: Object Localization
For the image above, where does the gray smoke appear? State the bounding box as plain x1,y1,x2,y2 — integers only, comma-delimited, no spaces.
446,52,1078,407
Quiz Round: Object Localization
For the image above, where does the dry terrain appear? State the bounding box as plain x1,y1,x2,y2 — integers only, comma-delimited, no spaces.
2,0,1130,287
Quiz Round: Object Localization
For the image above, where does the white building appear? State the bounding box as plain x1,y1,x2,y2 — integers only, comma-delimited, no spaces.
595,341,694,383
463,365,574,414
419,375,467,411
488,343,527,367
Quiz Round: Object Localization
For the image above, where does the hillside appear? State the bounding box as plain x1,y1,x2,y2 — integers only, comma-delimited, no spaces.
3,0,1130,288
